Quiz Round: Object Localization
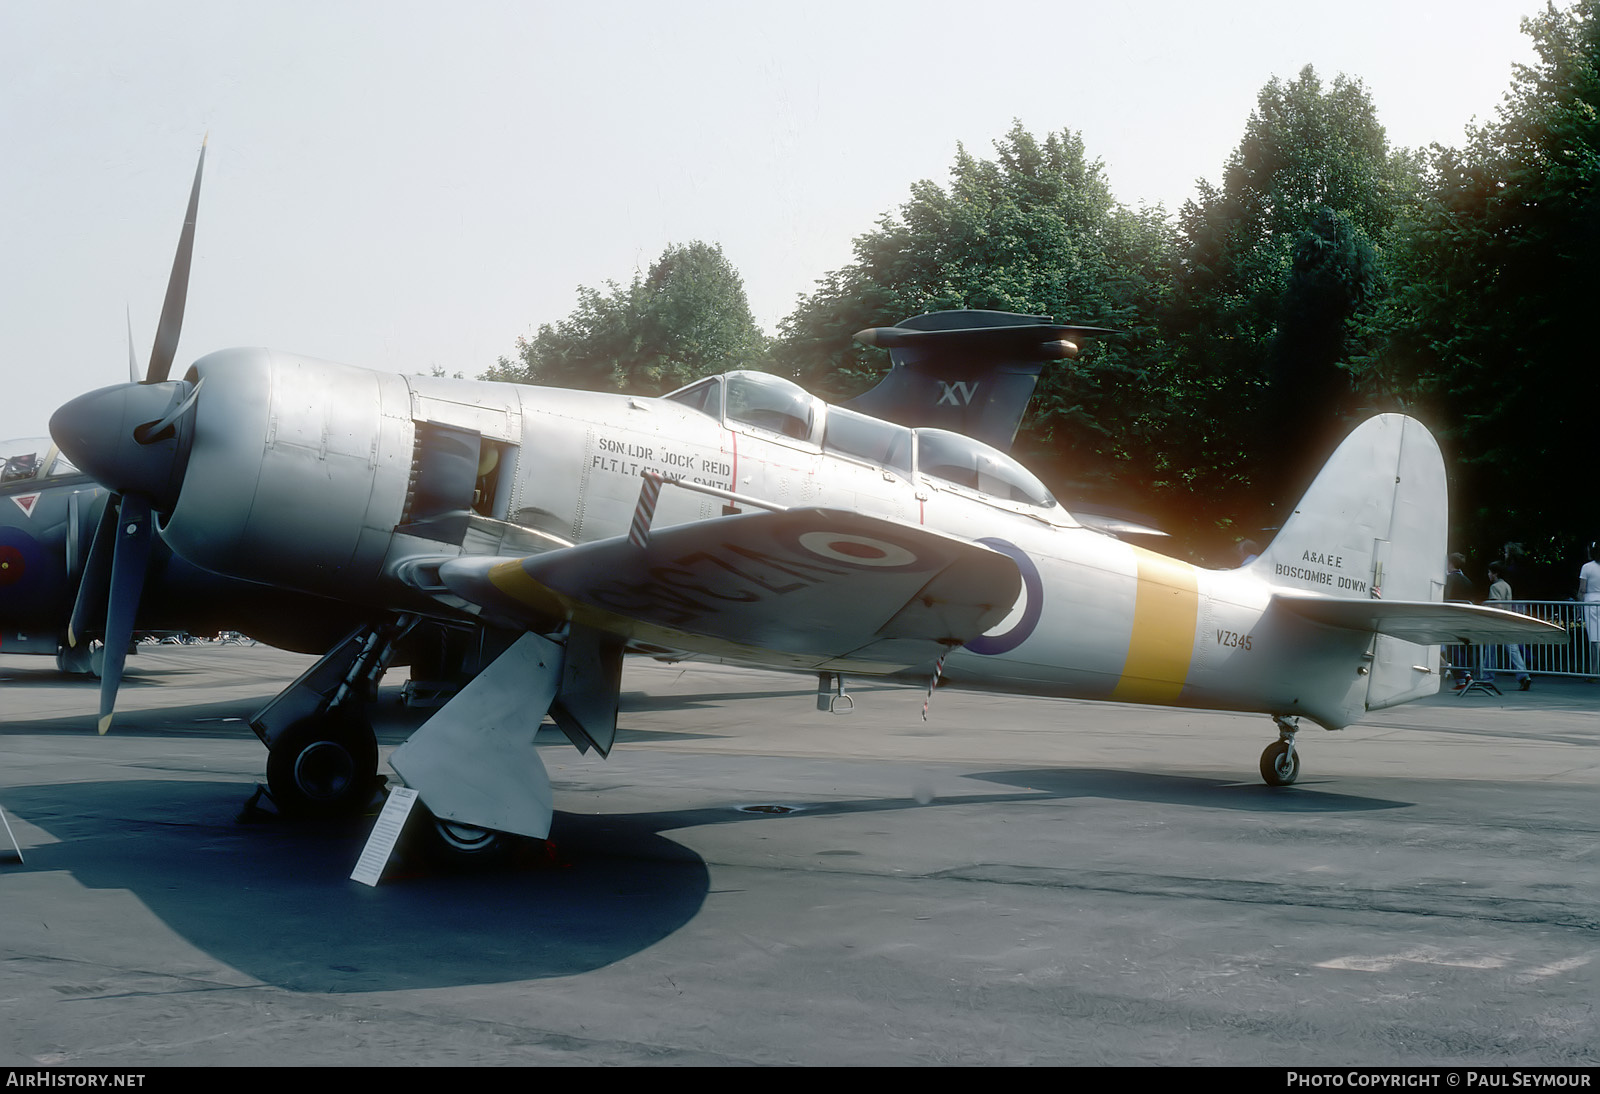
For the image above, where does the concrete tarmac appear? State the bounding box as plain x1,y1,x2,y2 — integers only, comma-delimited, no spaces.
1,643,1596,1066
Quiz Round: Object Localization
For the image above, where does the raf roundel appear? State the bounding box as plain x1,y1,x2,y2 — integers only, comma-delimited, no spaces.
796,531,918,568
0,526,46,589
0,542,23,586
965,538,1043,656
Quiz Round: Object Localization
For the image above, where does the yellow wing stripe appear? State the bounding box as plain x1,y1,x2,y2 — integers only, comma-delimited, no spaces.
1110,548,1199,704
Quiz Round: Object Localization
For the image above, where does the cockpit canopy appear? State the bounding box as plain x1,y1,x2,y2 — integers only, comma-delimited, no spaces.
912,428,1056,508
0,438,78,485
724,371,816,441
664,373,1056,509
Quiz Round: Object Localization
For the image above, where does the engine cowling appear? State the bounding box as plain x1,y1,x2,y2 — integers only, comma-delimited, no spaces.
162,348,415,602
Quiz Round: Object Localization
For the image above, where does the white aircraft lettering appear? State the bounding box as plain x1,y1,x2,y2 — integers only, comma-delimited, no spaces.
937,380,978,406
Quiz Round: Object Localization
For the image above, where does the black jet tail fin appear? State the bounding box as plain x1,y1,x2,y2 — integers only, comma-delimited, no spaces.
845,310,1119,452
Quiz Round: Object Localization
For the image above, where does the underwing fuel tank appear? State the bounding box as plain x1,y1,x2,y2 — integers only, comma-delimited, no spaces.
162,348,416,600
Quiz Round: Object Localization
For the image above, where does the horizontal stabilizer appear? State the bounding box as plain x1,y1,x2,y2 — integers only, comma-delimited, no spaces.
1272,593,1565,645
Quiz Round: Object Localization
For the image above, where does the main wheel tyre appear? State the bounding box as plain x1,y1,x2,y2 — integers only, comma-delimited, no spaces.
1260,740,1301,786
56,643,93,675
409,806,518,870
266,712,378,818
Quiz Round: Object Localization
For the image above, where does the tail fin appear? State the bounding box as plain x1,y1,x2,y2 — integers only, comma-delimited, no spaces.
847,310,1118,452
1251,414,1445,601
1252,414,1448,709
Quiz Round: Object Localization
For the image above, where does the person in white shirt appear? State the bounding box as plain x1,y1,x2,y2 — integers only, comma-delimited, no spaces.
1580,544,1600,681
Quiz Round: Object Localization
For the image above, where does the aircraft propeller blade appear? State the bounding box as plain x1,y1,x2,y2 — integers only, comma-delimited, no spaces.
145,137,205,384
67,494,119,649
97,494,155,734
52,378,198,732
51,138,208,732
126,308,139,384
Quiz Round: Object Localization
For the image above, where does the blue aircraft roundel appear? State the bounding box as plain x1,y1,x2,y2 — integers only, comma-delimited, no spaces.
965,538,1042,655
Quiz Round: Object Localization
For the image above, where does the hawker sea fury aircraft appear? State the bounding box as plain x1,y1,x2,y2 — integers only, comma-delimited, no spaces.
48,153,1561,862
51,353,1564,854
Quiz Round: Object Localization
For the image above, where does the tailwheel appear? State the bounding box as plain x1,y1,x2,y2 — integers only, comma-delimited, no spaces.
1259,739,1300,786
265,709,379,818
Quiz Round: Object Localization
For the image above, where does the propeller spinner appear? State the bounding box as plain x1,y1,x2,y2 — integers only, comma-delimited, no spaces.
49,141,207,732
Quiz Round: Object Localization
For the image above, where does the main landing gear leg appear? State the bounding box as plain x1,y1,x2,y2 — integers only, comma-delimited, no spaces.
1259,715,1301,786
388,626,624,870
252,614,418,817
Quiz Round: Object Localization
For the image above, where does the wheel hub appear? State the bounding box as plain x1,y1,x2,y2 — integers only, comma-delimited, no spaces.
293,741,355,801
433,819,498,852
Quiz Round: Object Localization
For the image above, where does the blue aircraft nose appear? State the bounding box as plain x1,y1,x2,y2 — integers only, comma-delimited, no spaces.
50,381,196,513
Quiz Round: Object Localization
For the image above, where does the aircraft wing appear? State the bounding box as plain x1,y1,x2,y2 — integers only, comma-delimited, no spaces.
437,508,1022,673
1271,594,1566,644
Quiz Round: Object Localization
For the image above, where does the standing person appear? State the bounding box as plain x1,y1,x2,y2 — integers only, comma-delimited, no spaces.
1485,561,1532,690
1445,553,1474,686
1581,543,1600,681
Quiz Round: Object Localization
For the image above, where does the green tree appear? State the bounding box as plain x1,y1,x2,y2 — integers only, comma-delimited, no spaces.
487,242,768,395
773,122,1178,499
1372,1,1600,587
1161,66,1411,536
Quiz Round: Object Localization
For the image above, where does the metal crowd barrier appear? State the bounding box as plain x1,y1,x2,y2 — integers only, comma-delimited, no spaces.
1447,599,1600,679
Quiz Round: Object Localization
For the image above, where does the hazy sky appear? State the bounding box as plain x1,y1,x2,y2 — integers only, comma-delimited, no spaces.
0,0,1551,442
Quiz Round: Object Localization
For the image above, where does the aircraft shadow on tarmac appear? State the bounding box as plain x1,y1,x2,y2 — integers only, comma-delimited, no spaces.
0,691,435,742
2,703,268,741
2,778,713,994
0,777,1044,994
965,768,1412,813
0,759,1408,994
